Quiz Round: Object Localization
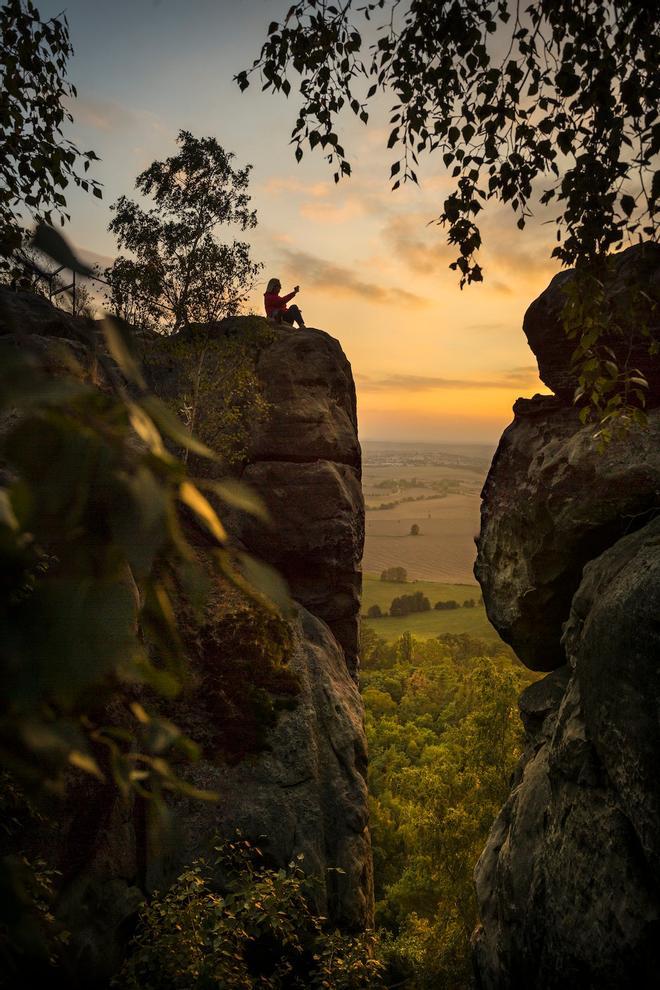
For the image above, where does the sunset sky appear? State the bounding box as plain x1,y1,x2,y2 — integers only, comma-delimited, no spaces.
40,0,558,442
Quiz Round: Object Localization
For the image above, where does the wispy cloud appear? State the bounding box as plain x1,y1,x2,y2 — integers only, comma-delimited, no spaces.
66,95,138,133
299,197,365,224
379,206,560,285
501,365,542,385
261,177,330,198
279,248,429,307
356,367,540,392
381,213,455,276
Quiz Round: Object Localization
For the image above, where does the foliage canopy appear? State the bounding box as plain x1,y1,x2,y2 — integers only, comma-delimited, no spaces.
0,0,100,273
107,131,262,331
389,591,430,616
380,566,407,583
361,628,532,988
117,837,385,989
0,227,289,973
239,1,660,431
239,0,658,280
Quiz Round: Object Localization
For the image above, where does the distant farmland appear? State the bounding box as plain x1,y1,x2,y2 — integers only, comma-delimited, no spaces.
363,493,482,584
361,440,493,584
361,573,502,643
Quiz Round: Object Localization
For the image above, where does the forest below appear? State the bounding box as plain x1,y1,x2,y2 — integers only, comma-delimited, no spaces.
361,629,532,988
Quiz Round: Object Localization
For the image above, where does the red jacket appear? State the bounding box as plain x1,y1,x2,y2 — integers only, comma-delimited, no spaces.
264,290,295,317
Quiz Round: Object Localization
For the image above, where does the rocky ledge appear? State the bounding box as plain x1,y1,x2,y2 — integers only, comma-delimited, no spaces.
472,244,660,988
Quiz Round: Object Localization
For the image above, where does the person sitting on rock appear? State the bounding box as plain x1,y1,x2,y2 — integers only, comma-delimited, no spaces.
264,278,305,327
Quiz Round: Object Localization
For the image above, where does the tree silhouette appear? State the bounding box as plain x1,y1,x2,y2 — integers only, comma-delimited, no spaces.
108,131,261,331
238,1,659,430
0,0,101,274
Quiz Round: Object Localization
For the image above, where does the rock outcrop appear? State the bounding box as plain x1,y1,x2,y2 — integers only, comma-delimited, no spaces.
473,245,660,988
175,607,371,931
53,606,372,985
523,241,660,401
475,397,660,671
0,291,371,981
143,318,364,677
236,323,364,676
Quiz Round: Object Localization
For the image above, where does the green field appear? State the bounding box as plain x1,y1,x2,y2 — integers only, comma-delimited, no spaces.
362,572,502,643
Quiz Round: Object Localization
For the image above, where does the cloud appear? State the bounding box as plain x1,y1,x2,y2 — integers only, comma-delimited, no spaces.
379,205,560,285
278,248,429,307
356,367,541,392
483,240,558,281
299,198,365,224
261,177,330,198
66,95,138,133
381,213,456,275
500,365,542,385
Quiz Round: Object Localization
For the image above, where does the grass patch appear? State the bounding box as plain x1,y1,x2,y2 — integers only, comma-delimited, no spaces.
362,572,500,643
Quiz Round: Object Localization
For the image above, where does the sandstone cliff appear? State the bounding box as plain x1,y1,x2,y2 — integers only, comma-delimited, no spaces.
0,291,371,983
472,243,660,989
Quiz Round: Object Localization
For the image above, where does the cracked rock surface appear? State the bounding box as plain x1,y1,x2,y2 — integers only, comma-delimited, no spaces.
473,245,660,988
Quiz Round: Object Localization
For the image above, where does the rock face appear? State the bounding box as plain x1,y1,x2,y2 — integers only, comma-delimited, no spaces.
237,323,364,676
176,607,372,931
473,245,660,987
144,318,364,677
0,291,371,980
0,286,98,342
523,241,660,402
53,605,373,986
475,397,660,671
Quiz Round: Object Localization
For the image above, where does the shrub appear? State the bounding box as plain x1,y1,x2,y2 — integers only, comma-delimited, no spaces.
116,838,384,989
380,567,407,583
434,600,460,611
368,604,383,618
390,592,430,617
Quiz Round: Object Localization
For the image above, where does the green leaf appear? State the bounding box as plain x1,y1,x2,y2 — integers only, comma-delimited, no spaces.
119,652,181,698
200,478,270,522
131,701,150,724
69,749,105,780
111,465,169,575
11,579,139,707
167,778,219,802
102,317,146,389
0,490,18,530
223,550,294,617
32,223,92,275
127,402,166,455
140,396,217,459
179,481,227,543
